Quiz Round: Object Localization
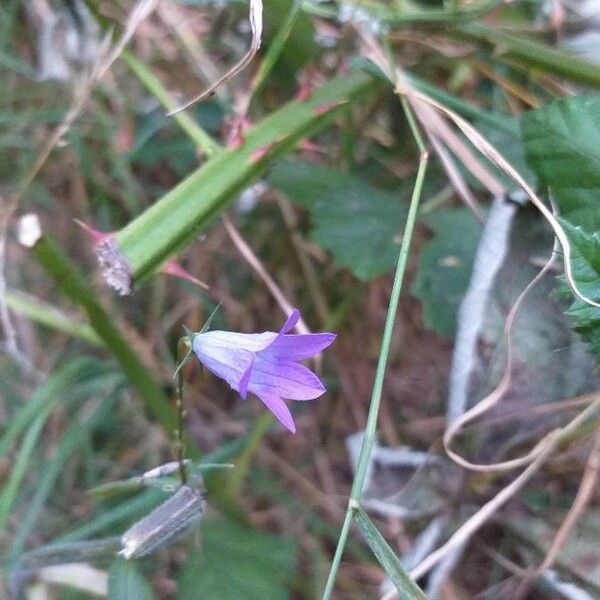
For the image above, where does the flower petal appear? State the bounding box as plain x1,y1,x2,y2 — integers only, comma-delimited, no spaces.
248,357,326,400
259,308,302,355
279,309,300,335
193,334,256,392
257,393,296,433
264,333,336,360
195,330,276,353
239,361,253,399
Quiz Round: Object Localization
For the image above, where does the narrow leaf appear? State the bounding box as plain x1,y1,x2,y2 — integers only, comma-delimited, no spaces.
354,506,427,600
108,558,153,600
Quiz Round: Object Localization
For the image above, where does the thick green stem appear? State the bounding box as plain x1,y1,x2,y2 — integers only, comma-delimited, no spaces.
453,23,600,88
304,0,501,25
109,71,379,286
32,235,178,437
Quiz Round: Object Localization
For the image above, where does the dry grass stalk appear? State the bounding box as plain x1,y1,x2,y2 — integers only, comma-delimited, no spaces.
168,0,263,115
221,213,311,335
360,29,600,310
409,428,561,581
443,246,558,472
427,135,484,221
514,429,600,598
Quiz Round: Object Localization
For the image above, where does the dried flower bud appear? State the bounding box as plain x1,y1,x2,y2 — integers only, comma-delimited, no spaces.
119,482,205,559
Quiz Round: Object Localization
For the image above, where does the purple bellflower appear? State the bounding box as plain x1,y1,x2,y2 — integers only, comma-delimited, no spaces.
192,310,335,433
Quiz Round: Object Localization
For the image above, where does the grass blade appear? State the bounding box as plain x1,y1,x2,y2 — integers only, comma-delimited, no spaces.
354,506,427,600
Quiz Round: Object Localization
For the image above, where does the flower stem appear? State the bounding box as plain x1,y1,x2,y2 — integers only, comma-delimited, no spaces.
322,102,428,599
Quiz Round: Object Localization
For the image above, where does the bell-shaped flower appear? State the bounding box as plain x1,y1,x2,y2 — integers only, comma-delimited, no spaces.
192,310,335,433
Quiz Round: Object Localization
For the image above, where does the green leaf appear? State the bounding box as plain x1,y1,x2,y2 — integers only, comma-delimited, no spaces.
263,0,318,72
455,24,600,88
269,160,407,280
108,558,153,600
523,96,600,357
354,507,427,600
522,95,600,232
178,518,297,600
560,222,600,357
411,208,481,336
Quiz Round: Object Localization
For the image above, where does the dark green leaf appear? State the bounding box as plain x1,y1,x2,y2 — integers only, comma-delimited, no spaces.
108,558,153,600
178,518,297,600
523,96,600,357
560,222,600,357
522,96,600,232
411,208,481,336
269,160,407,280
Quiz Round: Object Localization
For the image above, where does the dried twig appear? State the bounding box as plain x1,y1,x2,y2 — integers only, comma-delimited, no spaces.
221,213,310,335
427,135,484,221
443,244,558,472
276,196,330,325
514,429,600,598
409,429,560,581
167,0,263,115
539,430,600,570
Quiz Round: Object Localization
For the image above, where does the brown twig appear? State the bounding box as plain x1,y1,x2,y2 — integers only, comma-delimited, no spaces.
514,429,600,598
221,213,311,335
275,195,330,325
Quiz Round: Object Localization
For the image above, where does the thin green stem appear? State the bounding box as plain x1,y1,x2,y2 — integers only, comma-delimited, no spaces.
247,0,303,107
321,502,355,599
352,151,428,497
176,339,189,485
303,0,501,24
121,50,220,156
322,145,429,600
400,97,426,153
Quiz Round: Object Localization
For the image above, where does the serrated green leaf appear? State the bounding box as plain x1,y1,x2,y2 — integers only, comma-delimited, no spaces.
108,558,153,600
411,208,481,336
269,160,407,280
523,96,600,357
560,222,600,357
522,96,600,233
523,96,600,189
178,518,297,600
